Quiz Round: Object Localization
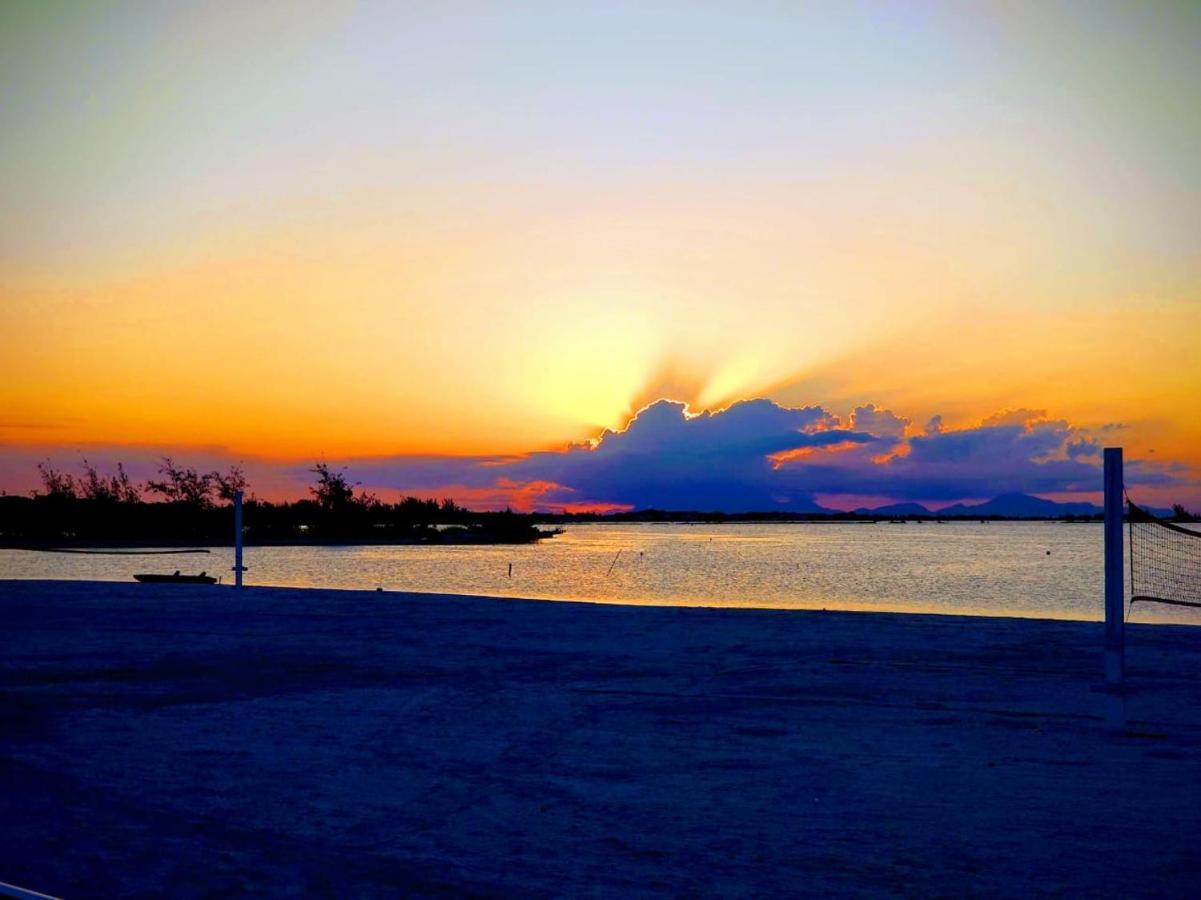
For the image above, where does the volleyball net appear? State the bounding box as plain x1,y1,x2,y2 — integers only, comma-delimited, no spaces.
1128,501,1201,610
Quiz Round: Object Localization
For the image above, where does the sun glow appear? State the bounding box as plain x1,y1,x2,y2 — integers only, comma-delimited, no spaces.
1,2,1199,502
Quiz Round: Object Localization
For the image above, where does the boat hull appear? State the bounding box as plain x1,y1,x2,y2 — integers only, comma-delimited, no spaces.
133,574,217,585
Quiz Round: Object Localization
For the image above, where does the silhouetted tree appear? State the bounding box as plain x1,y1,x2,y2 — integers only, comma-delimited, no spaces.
213,466,248,504
79,460,141,503
113,463,141,503
5,460,548,546
146,457,215,507
36,463,77,500
309,463,356,511
1172,504,1197,522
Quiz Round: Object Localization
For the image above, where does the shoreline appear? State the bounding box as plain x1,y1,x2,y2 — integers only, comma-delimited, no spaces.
0,517,1118,552
4,576,1200,630
4,579,1201,895
0,531,561,550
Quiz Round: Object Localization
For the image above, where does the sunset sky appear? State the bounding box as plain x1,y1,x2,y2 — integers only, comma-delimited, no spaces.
2,2,1199,510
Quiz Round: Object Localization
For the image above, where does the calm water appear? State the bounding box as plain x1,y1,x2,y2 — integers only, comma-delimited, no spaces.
3,522,1197,624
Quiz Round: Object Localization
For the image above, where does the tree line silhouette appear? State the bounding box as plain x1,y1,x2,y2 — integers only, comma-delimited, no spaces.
0,459,554,546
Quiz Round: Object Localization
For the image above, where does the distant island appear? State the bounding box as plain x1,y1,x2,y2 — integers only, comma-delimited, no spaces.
0,460,557,548
536,492,1190,524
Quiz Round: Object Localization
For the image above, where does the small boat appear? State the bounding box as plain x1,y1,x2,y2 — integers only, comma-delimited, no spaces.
133,571,217,585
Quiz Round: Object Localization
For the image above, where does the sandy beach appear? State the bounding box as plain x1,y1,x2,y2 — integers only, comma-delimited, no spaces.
3,579,1201,897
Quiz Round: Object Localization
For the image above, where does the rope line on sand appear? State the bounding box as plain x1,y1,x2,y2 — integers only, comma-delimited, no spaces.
0,879,62,900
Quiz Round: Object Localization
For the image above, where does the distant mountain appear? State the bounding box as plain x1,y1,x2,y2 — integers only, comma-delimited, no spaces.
855,502,932,517
936,492,1101,518
854,493,1101,518
546,492,1179,522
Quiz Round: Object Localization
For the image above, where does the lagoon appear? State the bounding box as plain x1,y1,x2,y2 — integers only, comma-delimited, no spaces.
4,521,1198,625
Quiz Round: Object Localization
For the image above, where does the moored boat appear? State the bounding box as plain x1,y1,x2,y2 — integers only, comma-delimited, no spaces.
133,571,217,585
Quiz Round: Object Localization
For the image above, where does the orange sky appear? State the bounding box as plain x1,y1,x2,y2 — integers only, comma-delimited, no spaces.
2,3,1199,501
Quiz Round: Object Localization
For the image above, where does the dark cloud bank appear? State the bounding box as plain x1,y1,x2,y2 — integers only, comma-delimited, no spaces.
341,399,1184,512
5,399,1184,511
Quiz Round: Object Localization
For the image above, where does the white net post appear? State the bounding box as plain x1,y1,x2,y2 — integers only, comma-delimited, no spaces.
234,490,245,588
1103,447,1125,731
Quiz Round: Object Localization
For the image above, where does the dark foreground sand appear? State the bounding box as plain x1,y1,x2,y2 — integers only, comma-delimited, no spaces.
2,580,1201,898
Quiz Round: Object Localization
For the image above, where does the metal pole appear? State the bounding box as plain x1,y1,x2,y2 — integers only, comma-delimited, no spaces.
234,490,244,588
1103,447,1124,731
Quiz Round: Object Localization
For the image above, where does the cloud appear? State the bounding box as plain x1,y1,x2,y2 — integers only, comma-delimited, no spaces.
767,414,1183,503
491,399,860,511
1066,437,1101,460
474,400,1183,509
1,398,1192,511
0,416,83,431
849,405,909,440
981,408,1049,428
